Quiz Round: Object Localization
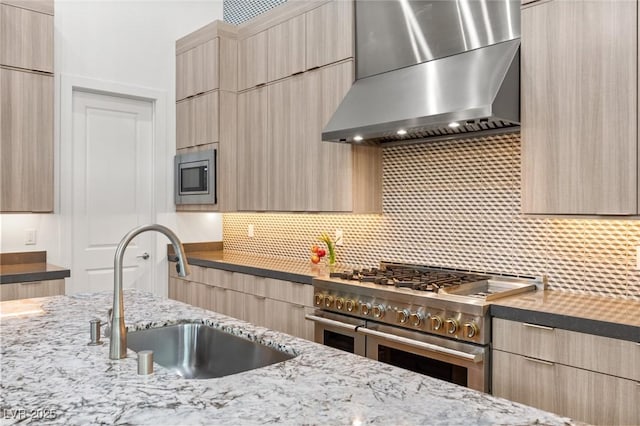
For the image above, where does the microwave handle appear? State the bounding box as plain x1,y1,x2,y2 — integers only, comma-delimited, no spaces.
213,148,217,204
305,314,358,332
357,327,483,363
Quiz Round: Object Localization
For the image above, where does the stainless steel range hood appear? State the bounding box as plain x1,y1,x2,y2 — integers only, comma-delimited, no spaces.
322,0,521,145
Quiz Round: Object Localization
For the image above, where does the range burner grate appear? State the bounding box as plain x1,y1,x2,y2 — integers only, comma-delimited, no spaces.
329,265,488,292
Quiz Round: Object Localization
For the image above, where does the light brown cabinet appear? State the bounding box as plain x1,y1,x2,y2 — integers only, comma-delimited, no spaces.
237,86,268,211
0,279,64,301
305,0,354,70
176,39,218,101
267,14,305,82
175,22,238,212
176,91,219,150
0,3,53,73
492,318,640,425
0,68,53,212
238,31,268,91
521,0,638,215
0,0,53,14
168,263,314,341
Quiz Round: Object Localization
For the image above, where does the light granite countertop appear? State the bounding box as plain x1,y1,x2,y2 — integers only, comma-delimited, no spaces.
0,290,573,425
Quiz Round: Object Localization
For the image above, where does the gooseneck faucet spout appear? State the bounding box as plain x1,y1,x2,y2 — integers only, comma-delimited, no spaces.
109,224,191,360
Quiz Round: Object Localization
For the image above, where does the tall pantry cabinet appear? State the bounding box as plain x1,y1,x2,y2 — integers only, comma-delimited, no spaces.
0,0,54,212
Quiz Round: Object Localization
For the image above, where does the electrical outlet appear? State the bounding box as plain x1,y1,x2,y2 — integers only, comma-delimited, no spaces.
335,229,344,246
636,246,640,270
248,224,255,238
25,229,37,245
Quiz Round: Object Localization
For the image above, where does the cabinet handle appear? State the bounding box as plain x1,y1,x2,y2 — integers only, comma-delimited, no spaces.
254,295,266,300
18,282,42,286
523,356,554,366
522,322,554,331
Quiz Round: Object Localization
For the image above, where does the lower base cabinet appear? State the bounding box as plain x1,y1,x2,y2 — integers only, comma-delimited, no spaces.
168,264,314,341
492,318,640,425
0,279,64,301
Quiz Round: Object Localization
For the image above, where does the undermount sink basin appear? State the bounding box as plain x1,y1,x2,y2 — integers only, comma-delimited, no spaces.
127,323,295,379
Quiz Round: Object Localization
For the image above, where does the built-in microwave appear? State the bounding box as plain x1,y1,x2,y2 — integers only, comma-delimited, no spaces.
174,147,216,205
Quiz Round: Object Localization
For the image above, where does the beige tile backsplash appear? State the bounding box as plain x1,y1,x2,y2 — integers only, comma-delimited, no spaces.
224,133,640,300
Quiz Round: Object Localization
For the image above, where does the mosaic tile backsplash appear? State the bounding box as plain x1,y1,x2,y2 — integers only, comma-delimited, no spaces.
224,134,640,301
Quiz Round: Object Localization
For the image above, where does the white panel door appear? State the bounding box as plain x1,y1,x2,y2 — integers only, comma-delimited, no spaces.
71,90,154,294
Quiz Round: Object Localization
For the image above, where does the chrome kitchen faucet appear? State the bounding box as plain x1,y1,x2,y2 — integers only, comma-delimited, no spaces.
109,224,191,360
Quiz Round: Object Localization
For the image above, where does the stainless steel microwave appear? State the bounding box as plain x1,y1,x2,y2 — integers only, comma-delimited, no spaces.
174,147,216,205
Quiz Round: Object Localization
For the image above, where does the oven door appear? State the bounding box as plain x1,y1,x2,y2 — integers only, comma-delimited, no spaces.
305,311,366,356
359,323,489,392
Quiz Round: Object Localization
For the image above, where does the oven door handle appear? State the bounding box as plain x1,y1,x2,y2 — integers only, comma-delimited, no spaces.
305,314,359,332
357,327,483,363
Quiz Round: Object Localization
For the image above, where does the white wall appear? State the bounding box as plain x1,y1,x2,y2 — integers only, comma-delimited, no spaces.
0,0,224,294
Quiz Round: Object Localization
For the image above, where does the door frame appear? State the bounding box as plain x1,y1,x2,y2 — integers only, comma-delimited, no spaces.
59,74,168,295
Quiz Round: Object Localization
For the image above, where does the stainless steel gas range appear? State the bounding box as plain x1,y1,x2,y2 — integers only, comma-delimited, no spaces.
307,262,542,392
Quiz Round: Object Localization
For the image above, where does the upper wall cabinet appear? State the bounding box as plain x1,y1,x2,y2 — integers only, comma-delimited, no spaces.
238,31,268,91
305,0,354,70
521,0,638,215
0,2,53,73
176,39,218,101
267,14,305,82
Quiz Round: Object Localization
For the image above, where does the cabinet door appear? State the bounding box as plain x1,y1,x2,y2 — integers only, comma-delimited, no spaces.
305,1,353,70
267,14,305,82
238,31,268,90
0,0,53,15
267,75,308,211
176,91,218,150
0,4,53,72
521,0,637,214
0,68,53,212
176,38,218,101
214,287,244,319
237,86,268,210
264,298,313,340
304,62,354,212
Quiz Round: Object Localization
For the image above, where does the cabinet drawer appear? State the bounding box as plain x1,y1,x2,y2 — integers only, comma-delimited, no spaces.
556,328,640,382
204,268,243,291
0,279,64,301
493,349,639,425
492,318,558,361
0,4,53,72
493,318,640,381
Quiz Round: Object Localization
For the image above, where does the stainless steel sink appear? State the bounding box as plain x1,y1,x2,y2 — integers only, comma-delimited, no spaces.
127,323,295,379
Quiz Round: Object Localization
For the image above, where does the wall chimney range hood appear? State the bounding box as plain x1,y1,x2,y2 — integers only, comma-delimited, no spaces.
322,0,521,145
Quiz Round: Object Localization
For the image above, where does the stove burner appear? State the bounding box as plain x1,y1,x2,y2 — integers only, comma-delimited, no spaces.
332,265,488,292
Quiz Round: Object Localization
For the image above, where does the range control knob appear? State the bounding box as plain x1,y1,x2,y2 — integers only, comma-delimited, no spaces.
360,303,372,316
463,322,479,338
345,299,357,312
445,318,459,335
324,295,334,308
314,293,324,306
409,312,424,327
335,297,345,311
372,304,386,319
430,315,443,331
396,309,410,324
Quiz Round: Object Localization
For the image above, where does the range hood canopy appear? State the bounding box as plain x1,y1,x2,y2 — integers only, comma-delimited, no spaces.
322,0,521,145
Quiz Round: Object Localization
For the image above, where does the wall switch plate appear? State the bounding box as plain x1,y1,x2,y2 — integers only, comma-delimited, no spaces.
25,229,37,245
335,229,343,246
636,246,640,270
248,224,255,238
